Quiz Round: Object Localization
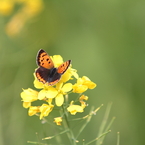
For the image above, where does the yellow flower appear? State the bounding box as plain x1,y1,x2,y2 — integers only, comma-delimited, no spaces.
21,88,38,108
39,104,54,120
20,50,97,123
55,82,72,106
38,86,58,100
79,95,88,101
28,106,40,116
73,76,96,93
67,101,84,115
73,82,88,94
81,76,96,89
54,117,62,125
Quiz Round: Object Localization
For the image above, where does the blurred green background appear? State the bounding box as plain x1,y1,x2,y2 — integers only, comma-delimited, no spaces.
0,0,145,145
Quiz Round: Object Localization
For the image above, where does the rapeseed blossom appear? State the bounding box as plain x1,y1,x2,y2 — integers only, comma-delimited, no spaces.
21,54,96,125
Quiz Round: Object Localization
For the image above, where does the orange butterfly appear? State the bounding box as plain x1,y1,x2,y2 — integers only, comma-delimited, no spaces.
35,49,71,86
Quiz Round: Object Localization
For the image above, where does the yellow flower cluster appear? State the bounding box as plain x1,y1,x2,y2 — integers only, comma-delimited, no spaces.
21,55,96,125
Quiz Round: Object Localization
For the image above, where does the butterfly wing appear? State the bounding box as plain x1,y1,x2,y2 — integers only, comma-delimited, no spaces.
35,67,51,84
36,67,61,85
57,60,71,74
48,60,71,85
48,74,61,86
36,49,54,69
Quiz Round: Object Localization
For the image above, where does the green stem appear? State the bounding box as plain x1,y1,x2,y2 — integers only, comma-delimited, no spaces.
85,130,111,145
62,105,77,145
42,129,69,140
117,132,120,145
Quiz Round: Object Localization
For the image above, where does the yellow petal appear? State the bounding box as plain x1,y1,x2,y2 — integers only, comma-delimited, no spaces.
62,83,72,92
79,95,88,101
54,117,62,125
38,90,46,100
82,76,97,89
38,87,58,100
45,87,58,98
56,82,63,90
87,81,97,89
82,76,90,81
52,55,63,67
28,106,40,116
33,78,44,89
61,68,72,83
73,84,88,93
39,104,54,119
77,78,84,85
55,93,64,106
21,88,38,102
23,102,31,108
70,68,79,79
67,105,84,115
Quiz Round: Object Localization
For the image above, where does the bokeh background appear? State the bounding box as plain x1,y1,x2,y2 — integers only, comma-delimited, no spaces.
0,0,145,145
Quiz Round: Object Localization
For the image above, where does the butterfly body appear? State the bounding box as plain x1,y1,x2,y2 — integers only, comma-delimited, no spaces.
35,49,71,86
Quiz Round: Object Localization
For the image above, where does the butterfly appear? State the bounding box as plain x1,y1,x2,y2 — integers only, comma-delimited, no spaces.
35,49,71,86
